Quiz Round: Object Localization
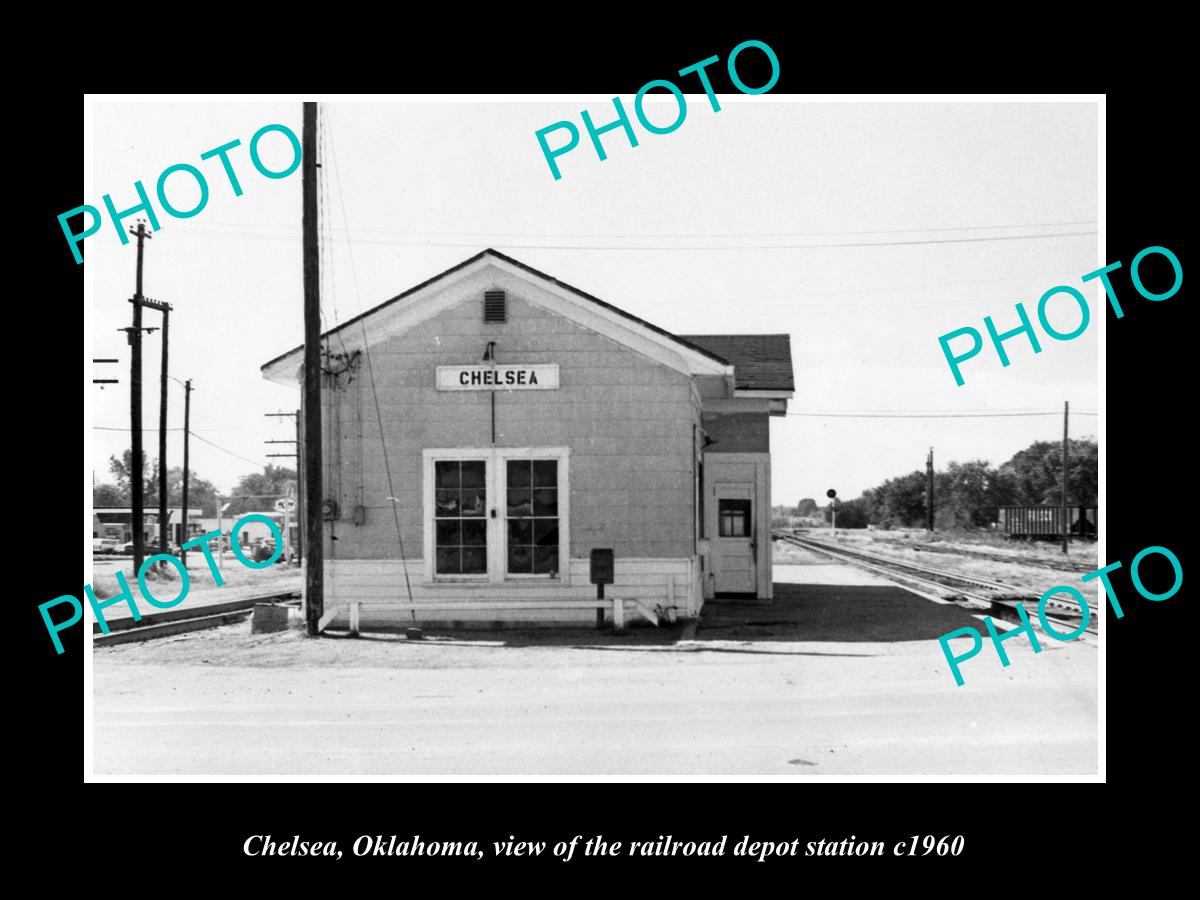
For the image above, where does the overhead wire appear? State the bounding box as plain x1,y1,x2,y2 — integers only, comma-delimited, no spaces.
93,425,267,466
185,430,267,467
95,425,216,432
325,104,415,609
164,227,1097,252
785,410,1099,419
174,217,1099,240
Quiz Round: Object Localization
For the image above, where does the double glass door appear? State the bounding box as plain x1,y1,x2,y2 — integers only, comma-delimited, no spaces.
430,451,564,581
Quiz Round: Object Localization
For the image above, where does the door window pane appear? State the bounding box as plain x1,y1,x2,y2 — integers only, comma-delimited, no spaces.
435,463,460,489
506,459,559,577
460,461,486,488
533,545,558,575
434,460,488,575
436,520,461,545
436,547,460,574
461,547,487,574
718,499,751,538
461,519,486,546
532,488,558,516
508,543,533,574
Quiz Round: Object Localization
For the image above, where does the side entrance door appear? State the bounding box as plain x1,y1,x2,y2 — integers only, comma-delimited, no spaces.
712,483,756,595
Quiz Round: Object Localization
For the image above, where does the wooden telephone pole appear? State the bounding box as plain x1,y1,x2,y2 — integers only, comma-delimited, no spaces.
302,102,324,636
158,303,171,555
1062,401,1069,555
126,222,150,572
180,379,192,564
926,447,935,532
265,411,302,563
123,221,172,567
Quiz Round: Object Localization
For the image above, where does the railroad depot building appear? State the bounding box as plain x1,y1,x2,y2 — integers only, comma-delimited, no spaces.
261,250,793,627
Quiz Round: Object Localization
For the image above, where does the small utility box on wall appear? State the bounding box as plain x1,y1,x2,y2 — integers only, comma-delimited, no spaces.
590,548,614,629
590,548,614,585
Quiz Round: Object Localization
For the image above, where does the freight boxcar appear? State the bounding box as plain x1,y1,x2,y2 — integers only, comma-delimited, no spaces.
998,505,1097,539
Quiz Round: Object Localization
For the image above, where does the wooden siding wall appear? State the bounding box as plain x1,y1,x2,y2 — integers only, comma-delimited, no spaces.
320,290,698,577
325,557,696,626
702,411,770,454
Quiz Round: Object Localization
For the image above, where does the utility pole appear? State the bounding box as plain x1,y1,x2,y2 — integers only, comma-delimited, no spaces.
296,409,304,565
216,497,224,572
128,221,150,572
265,435,299,566
133,295,171,553
1062,401,1069,555
926,447,935,531
265,411,301,564
181,379,192,565
158,303,170,555
302,101,324,636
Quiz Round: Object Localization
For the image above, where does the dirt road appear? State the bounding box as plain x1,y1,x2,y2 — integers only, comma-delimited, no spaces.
92,559,1097,778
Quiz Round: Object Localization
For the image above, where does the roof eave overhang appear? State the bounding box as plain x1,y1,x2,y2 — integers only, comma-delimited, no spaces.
261,253,733,385
262,357,301,386
733,389,794,399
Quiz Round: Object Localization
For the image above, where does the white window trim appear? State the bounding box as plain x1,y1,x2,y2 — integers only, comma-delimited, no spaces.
422,447,571,586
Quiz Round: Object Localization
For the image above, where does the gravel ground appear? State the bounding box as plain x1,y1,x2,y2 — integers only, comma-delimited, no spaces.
91,560,1097,778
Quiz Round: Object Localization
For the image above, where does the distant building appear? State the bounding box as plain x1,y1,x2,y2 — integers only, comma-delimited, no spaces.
93,507,204,545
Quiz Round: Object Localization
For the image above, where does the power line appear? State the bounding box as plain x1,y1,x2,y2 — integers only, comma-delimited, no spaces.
171,218,1099,240
93,425,239,432
788,406,1099,413
731,268,1091,304
327,105,415,610
782,412,1099,420
95,426,189,432
166,228,1097,252
187,431,266,467
95,426,268,478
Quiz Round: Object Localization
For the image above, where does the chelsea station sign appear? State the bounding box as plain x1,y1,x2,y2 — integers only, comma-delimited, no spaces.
436,364,560,391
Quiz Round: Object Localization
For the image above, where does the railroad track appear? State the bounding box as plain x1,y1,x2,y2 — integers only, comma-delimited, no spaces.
866,541,1092,573
774,531,1097,634
93,591,301,647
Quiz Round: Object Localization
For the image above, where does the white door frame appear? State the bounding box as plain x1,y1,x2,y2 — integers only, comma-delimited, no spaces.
713,481,757,594
422,447,571,585
703,452,772,599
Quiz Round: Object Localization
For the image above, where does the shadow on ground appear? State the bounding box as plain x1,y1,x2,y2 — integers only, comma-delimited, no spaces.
698,583,983,642
335,582,983,650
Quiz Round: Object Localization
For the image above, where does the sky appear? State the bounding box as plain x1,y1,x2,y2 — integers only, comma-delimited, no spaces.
86,98,1098,506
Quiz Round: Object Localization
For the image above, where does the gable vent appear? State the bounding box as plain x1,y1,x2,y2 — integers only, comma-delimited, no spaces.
483,290,507,323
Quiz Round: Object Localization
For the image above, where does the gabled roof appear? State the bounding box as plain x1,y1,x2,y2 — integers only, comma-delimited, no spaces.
261,248,729,373
679,334,795,392
260,251,794,397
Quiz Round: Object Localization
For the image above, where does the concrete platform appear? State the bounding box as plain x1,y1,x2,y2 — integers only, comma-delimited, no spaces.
773,561,900,586
702,567,978,643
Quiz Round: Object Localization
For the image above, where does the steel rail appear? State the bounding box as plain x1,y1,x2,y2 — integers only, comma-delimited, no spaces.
93,591,301,646
775,531,1097,632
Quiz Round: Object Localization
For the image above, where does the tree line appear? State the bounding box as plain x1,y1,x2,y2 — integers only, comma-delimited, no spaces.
778,439,1098,530
94,450,297,518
